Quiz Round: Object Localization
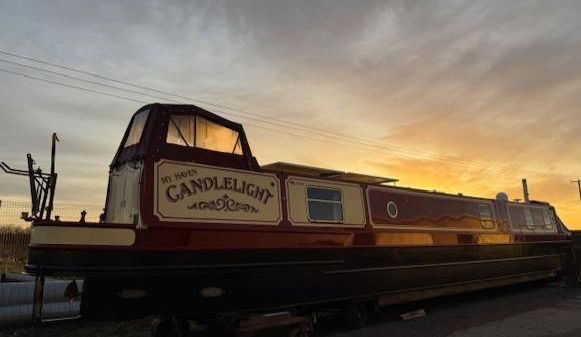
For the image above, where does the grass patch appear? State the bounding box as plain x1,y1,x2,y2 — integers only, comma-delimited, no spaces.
0,259,26,274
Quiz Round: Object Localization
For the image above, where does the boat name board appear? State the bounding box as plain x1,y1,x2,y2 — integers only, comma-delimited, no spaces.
154,160,281,224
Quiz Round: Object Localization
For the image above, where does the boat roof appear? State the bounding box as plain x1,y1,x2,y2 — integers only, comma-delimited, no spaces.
261,162,399,185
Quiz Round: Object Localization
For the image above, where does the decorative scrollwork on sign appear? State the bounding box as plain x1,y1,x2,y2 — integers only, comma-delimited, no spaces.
188,194,259,213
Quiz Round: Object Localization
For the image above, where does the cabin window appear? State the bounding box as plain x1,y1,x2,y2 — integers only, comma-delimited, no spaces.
166,115,243,155
524,207,535,230
478,204,494,229
306,186,343,222
542,209,555,230
124,109,149,147
196,117,243,154
167,115,195,146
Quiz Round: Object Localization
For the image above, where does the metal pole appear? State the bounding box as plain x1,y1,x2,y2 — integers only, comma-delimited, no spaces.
571,179,581,203
50,133,56,179
27,154,38,216
32,274,45,325
46,133,59,220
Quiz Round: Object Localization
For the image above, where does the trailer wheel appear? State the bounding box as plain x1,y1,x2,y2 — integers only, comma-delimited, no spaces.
150,317,190,337
173,317,190,337
344,303,368,329
286,325,311,337
151,318,173,337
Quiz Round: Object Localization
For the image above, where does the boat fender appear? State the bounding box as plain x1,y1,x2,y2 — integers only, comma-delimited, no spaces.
64,280,79,301
117,289,147,299
199,287,225,298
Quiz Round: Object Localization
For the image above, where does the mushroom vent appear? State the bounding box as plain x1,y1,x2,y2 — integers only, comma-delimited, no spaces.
496,192,509,202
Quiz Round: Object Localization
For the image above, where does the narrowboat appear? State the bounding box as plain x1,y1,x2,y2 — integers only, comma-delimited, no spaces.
21,104,573,323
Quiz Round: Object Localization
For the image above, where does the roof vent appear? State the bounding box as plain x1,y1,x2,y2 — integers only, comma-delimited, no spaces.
496,192,509,202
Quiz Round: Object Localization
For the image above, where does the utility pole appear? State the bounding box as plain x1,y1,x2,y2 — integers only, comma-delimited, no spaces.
571,179,581,203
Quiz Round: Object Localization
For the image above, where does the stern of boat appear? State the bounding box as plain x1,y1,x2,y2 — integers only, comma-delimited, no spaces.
25,220,138,276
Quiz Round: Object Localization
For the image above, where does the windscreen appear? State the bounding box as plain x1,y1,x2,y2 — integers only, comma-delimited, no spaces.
166,114,242,155
124,109,149,147
166,114,195,146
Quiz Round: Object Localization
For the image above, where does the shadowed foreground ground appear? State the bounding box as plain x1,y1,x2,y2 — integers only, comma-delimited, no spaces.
1,281,581,337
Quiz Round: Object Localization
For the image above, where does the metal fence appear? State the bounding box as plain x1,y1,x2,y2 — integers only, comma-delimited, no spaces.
0,278,83,325
0,229,30,263
0,200,102,265
0,200,103,227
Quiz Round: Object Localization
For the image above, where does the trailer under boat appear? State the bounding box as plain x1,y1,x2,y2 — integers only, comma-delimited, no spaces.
5,103,576,334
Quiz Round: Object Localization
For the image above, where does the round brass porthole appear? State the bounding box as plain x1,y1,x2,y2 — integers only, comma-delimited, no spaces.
386,201,398,219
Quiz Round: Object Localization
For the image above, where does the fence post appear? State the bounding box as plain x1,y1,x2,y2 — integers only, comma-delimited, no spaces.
32,274,46,324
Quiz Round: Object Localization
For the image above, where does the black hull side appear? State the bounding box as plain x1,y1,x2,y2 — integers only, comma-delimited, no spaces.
27,242,570,319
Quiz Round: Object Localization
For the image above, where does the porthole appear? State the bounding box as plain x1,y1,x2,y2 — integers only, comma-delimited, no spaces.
386,201,398,219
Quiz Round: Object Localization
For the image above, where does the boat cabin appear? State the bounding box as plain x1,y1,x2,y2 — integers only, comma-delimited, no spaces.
101,103,562,243
105,104,259,225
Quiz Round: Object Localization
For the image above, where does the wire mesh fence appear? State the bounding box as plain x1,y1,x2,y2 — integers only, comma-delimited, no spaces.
0,200,103,227
0,200,103,269
0,227,30,264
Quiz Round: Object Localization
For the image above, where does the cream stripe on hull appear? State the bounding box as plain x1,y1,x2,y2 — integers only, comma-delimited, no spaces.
31,226,135,246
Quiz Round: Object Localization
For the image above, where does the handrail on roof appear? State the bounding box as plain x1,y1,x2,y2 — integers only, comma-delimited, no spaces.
261,162,398,185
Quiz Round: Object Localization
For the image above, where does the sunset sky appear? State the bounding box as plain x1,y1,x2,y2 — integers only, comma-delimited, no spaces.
0,1,580,227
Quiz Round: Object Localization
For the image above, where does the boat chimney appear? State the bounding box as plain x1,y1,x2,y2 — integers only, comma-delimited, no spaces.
522,178,530,203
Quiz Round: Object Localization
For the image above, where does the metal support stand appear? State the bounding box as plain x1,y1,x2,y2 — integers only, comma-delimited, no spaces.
32,274,45,325
0,134,59,326
0,132,59,222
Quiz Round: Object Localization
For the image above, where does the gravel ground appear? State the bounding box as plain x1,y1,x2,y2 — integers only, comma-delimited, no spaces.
318,281,581,337
1,281,581,337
